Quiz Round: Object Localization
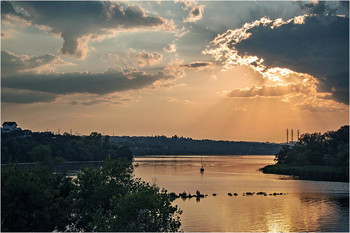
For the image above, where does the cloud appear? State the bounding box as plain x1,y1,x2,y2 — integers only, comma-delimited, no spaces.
296,103,348,112
164,58,186,78
296,1,348,15
2,88,56,104
177,1,204,23
2,50,174,100
136,51,163,67
2,1,175,58
227,83,312,98
205,14,349,105
1,1,16,15
295,94,349,112
223,74,348,112
233,106,247,112
101,53,120,63
225,82,348,112
167,98,194,104
164,59,213,79
2,68,174,95
184,5,204,23
180,61,213,70
56,93,132,106
1,50,64,76
163,43,176,53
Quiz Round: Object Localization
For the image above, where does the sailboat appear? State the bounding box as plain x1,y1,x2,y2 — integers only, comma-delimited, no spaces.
200,155,204,173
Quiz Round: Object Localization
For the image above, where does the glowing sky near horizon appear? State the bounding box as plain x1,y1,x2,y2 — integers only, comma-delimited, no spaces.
1,1,349,142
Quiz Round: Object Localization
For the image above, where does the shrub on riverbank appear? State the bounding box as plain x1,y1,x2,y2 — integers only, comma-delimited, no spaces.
261,164,348,182
262,125,349,182
1,158,182,232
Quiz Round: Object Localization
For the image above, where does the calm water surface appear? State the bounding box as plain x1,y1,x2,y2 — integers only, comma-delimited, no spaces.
133,155,349,232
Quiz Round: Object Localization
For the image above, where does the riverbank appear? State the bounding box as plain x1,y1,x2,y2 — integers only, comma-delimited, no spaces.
260,164,349,182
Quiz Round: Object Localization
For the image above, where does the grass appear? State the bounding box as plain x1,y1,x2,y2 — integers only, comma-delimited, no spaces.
260,164,349,182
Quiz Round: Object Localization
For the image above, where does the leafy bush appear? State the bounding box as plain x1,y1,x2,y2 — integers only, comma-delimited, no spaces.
1,158,182,232
266,126,349,182
275,126,348,169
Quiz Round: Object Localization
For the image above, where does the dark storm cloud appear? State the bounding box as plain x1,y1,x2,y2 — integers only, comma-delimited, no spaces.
297,1,336,15
2,1,173,58
296,1,349,16
1,50,64,76
2,88,56,104
2,69,174,95
234,15,349,104
1,1,17,15
340,1,350,9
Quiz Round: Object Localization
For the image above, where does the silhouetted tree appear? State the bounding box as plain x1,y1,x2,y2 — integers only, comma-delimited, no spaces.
275,126,349,169
2,158,182,232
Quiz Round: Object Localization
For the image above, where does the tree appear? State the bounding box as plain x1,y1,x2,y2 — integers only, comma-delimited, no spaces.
1,164,74,231
29,144,52,164
274,145,291,164
274,125,349,169
69,158,181,231
1,158,182,232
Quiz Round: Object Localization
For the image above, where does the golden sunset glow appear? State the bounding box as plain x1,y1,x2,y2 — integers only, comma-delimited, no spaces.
1,1,349,142
1,2,349,233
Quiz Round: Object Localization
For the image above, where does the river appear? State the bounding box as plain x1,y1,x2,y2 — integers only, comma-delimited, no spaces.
133,155,349,232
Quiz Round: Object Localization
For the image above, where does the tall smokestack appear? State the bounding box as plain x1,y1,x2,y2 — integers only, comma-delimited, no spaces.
286,128,289,144
297,130,300,141
291,129,294,144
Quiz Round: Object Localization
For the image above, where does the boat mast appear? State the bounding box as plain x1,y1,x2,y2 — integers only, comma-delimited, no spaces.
200,155,204,173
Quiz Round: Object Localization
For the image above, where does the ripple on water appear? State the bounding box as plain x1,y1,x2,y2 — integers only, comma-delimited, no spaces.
133,155,349,232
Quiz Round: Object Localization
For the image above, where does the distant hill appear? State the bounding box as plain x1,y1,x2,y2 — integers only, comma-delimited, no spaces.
110,135,282,156
1,129,283,164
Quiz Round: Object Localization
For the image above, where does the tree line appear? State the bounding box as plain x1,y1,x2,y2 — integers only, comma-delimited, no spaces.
1,131,133,164
266,125,349,181
1,130,182,231
111,135,282,156
275,125,349,167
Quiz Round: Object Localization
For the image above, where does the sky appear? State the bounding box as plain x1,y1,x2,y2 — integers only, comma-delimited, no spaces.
1,0,349,142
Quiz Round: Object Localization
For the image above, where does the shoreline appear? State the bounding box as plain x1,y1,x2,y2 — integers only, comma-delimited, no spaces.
260,164,349,182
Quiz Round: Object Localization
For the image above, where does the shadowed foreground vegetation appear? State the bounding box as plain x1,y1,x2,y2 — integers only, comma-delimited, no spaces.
1,157,182,231
261,125,349,182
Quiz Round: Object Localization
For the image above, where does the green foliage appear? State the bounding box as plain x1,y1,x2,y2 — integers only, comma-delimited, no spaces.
29,145,52,164
1,164,74,231
112,136,282,156
1,158,182,232
269,125,349,182
261,164,348,182
275,126,348,167
69,158,181,231
1,132,133,163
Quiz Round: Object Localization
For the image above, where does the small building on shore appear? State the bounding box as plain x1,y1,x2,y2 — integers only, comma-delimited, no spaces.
2,122,21,133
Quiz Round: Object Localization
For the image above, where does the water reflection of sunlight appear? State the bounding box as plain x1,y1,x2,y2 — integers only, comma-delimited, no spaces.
134,156,349,232
266,211,291,232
